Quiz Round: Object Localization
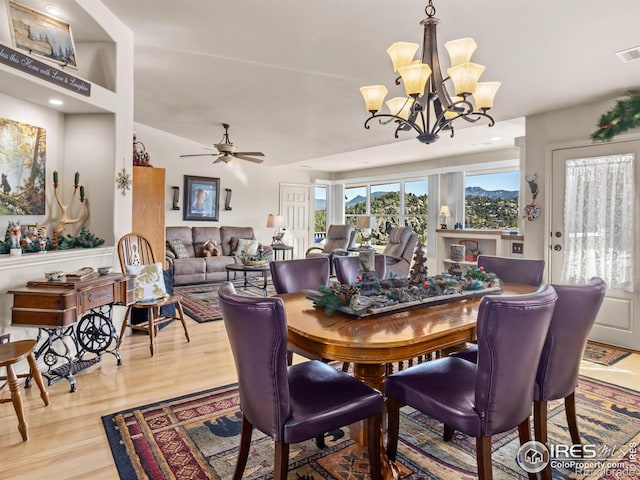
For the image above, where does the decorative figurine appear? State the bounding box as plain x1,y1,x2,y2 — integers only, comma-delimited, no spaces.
52,170,89,238
8,220,21,255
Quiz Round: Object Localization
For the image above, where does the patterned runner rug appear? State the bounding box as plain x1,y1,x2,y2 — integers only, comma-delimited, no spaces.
102,376,640,479
583,343,632,366
175,282,276,323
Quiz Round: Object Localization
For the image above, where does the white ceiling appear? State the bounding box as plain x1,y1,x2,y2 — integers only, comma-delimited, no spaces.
26,1,640,172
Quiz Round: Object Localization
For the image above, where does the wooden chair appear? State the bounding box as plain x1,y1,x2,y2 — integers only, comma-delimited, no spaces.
0,339,49,441
117,233,190,356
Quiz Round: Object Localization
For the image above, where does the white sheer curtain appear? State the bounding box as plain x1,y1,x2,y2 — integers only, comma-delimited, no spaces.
561,154,634,291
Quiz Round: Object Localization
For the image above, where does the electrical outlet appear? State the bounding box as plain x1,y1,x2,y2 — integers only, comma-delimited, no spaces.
512,242,524,255
0,334,10,344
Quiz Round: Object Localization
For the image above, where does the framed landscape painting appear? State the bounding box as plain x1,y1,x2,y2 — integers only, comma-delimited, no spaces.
183,175,220,221
7,1,78,68
0,117,46,215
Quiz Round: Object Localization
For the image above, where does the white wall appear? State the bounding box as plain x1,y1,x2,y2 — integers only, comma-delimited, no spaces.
133,123,319,245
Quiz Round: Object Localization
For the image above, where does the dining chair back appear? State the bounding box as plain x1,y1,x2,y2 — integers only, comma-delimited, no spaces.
270,257,330,294
218,282,383,480
534,277,606,447
117,233,190,356
333,254,386,285
477,255,545,286
382,226,418,277
386,285,557,480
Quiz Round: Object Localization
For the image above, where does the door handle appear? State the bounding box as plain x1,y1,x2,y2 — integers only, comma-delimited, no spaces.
554,232,562,238
553,245,562,251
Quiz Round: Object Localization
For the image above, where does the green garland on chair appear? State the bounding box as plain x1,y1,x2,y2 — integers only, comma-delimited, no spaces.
591,90,640,142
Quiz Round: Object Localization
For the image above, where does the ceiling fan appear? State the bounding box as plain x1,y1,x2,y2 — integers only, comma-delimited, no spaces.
180,123,265,164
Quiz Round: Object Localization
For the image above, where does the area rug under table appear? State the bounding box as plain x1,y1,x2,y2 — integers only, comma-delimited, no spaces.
175,282,276,323
102,376,640,480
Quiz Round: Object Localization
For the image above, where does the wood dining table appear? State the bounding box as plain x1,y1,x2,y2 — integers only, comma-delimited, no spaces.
278,282,536,480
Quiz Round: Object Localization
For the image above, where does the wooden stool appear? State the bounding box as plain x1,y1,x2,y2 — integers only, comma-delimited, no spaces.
0,339,50,441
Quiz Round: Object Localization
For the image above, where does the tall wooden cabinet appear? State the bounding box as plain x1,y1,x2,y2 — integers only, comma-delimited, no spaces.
132,167,166,266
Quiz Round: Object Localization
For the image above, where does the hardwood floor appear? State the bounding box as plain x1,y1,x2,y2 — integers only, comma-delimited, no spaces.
0,318,237,480
0,316,638,479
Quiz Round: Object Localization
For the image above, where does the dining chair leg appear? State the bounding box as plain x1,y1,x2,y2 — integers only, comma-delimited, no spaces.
386,396,401,461
7,365,28,441
443,424,454,441
26,352,49,406
367,414,382,480
273,440,290,480
117,306,133,348
517,418,539,480
233,416,253,480
315,434,326,449
286,349,293,366
564,392,582,446
533,399,548,445
176,301,190,342
476,435,493,480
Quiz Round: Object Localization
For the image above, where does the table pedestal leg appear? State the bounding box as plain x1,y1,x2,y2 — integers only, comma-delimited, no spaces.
352,363,400,480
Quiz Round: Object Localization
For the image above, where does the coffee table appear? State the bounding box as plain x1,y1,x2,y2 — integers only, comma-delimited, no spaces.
225,263,270,296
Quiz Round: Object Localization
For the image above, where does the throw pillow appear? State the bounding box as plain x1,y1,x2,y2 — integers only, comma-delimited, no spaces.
126,262,169,302
229,236,239,255
235,238,259,257
168,239,189,259
204,240,219,257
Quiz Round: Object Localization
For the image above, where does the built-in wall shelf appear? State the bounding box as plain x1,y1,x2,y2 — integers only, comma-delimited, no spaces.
435,230,524,274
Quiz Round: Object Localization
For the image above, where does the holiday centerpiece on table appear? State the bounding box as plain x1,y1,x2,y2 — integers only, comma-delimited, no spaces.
310,241,502,317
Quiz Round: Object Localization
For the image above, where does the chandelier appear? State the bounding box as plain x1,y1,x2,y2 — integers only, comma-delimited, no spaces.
359,0,500,145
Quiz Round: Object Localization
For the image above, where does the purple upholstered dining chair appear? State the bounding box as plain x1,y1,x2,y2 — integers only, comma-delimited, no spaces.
218,283,383,480
386,286,557,480
270,257,330,295
477,254,545,286
450,278,606,449
333,253,386,285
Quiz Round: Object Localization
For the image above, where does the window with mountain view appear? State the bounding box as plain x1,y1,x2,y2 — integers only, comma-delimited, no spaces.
314,186,327,240
465,171,519,229
345,180,427,246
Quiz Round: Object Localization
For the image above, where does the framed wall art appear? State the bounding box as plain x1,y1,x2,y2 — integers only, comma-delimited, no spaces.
7,1,78,68
0,117,46,215
183,175,219,221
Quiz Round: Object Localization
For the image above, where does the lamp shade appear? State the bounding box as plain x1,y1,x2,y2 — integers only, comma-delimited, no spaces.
360,85,389,113
473,81,501,110
273,215,287,228
444,37,477,67
447,62,485,96
386,97,413,120
398,63,432,97
439,205,451,217
386,42,420,72
356,215,377,230
266,214,275,228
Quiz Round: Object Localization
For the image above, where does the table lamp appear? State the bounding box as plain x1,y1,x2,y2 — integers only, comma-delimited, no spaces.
266,214,287,245
356,215,377,250
439,205,451,229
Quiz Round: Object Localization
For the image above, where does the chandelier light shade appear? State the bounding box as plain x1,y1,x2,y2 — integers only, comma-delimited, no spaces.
360,0,500,145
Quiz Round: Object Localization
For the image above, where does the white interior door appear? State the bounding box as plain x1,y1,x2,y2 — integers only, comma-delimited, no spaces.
280,183,311,259
550,138,640,349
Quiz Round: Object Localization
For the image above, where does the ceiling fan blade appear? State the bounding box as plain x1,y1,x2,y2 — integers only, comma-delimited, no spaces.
234,154,264,164
180,153,217,158
235,151,265,157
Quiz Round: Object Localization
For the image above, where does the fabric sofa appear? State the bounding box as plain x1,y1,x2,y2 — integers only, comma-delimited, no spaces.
165,226,273,285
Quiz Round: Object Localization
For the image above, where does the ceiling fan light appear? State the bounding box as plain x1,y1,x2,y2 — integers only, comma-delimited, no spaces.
386,42,420,72
444,37,477,67
386,96,413,120
473,81,501,109
397,63,432,97
447,62,485,96
360,85,389,113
